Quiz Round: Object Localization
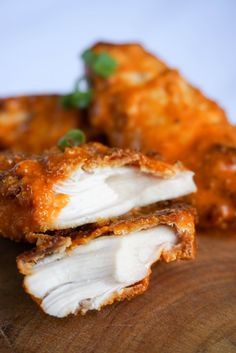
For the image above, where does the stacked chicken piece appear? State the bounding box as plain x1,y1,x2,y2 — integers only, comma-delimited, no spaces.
2,41,235,317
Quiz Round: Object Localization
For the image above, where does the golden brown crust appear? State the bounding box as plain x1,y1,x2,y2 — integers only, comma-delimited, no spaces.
0,95,82,153
88,42,236,229
0,143,186,242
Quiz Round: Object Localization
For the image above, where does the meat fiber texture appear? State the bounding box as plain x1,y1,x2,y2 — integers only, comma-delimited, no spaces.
17,201,196,317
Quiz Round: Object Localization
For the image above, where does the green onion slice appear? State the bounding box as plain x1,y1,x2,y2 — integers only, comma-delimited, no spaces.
58,129,86,151
82,49,117,78
61,76,92,109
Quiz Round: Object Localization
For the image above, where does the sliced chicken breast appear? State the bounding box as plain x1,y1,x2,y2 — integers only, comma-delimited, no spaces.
17,202,196,317
54,165,195,228
0,143,196,242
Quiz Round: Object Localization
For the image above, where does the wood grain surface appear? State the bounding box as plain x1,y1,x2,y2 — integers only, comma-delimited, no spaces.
0,231,236,353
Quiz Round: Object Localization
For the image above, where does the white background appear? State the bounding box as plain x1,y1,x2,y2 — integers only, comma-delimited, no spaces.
0,0,235,122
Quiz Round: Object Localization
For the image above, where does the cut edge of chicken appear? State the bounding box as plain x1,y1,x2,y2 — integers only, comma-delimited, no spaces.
18,225,178,318
53,166,196,229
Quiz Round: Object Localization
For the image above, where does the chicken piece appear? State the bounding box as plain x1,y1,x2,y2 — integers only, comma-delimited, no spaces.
185,125,236,228
88,43,227,160
0,95,81,153
87,42,236,228
0,143,196,242
17,202,196,317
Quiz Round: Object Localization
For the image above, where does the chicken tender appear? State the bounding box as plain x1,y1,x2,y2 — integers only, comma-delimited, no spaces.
0,142,196,242
17,202,196,317
0,95,81,153
87,42,236,228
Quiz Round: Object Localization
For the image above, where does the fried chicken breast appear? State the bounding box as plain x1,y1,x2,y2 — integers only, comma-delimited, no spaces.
17,202,196,317
0,143,196,242
87,42,236,228
0,95,81,153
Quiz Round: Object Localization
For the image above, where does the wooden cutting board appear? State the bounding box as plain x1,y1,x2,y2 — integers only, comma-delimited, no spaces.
0,231,236,353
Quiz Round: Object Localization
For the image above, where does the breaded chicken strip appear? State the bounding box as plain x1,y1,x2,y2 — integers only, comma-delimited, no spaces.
186,125,236,227
0,95,80,153
17,202,196,317
0,143,196,242
87,42,236,228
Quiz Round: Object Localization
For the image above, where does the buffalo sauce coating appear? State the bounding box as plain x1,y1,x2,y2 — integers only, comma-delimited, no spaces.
88,42,236,229
0,151,69,241
0,95,80,153
0,143,179,242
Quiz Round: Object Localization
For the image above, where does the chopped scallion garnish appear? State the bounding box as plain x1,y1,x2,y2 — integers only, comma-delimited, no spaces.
82,49,117,78
61,76,92,109
61,90,92,109
58,129,86,151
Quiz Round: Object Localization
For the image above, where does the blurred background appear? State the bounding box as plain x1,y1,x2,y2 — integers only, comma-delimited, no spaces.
0,0,235,121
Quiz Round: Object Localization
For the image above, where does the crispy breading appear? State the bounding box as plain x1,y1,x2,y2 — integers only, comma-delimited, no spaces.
0,95,81,153
88,42,236,229
0,142,195,241
17,201,196,316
